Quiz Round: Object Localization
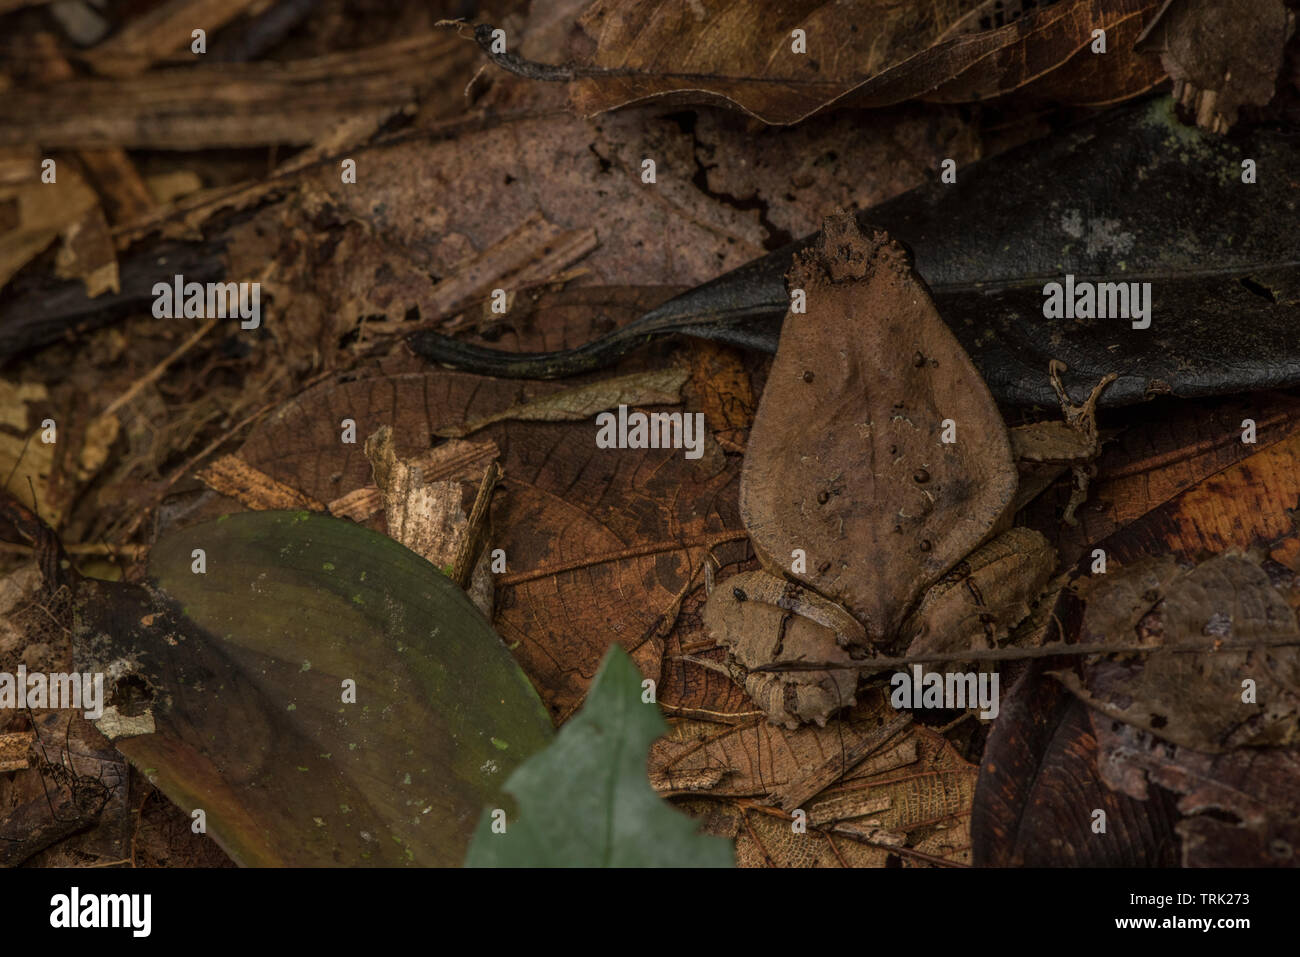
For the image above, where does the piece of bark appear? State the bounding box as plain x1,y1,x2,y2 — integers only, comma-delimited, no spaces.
364,426,496,615
326,439,500,522
2,33,461,149
26,33,154,226
0,731,34,772
84,0,262,77
195,455,328,512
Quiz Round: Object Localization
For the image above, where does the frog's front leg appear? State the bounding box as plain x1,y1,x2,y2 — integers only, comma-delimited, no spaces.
730,572,869,651
899,526,1057,660
700,571,863,728
1009,361,1117,524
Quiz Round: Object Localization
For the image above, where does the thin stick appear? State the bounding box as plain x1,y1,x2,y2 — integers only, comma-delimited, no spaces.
101,316,219,419
452,460,500,589
499,528,748,586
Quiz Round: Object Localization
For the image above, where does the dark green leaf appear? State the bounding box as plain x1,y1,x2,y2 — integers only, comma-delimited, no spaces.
72,510,554,866
465,646,734,867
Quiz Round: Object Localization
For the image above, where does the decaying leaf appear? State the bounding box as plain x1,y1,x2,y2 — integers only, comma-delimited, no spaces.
201,368,745,721
653,686,973,867
972,659,1182,866
72,511,555,866
1093,714,1300,867
1057,553,1300,752
1023,393,1300,567
0,165,106,291
473,0,1164,124
0,433,57,527
739,212,1017,646
0,731,32,772
466,646,734,867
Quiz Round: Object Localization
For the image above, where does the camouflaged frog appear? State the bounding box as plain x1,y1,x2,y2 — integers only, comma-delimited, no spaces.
701,212,1113,729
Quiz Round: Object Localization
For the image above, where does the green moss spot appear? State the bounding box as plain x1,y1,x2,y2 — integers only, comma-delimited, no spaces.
491,737,509,751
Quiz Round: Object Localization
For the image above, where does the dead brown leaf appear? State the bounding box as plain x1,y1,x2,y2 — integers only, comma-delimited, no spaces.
1059,552,1300,751
474,0,1164,124
1094,714,1300,866
190,364,747,721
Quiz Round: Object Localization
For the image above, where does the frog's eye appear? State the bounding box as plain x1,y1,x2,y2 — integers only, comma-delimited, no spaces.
732,586,748,602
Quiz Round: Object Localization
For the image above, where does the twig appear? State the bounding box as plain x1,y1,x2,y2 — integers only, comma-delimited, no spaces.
499,528,748,586
100,316,219,420
452,460,501,589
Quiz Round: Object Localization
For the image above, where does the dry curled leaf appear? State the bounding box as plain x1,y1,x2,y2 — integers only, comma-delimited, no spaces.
656,689,974,867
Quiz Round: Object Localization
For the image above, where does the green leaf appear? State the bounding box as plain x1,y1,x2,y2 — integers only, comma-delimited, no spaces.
465,646,734,867
72,511,554,867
